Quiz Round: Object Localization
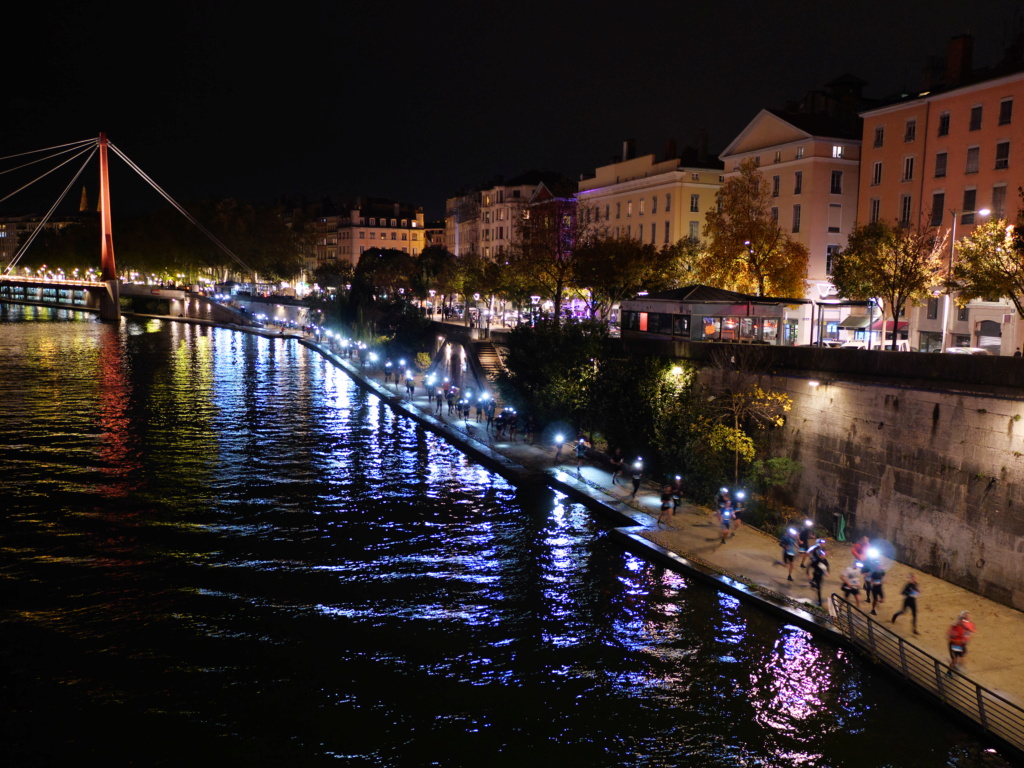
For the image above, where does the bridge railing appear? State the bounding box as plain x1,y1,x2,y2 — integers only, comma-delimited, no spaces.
830,594,1024,754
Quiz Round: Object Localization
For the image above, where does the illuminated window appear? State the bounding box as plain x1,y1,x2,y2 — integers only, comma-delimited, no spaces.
832,145,844,158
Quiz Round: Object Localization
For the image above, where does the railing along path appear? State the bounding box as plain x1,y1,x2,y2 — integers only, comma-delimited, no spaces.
831,594,1024,754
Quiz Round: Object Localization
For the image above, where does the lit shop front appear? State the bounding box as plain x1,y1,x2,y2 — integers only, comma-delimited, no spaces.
620,285,807,345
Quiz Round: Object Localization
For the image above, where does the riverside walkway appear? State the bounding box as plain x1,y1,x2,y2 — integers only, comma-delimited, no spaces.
291,333,1024,755
308,343,1024,697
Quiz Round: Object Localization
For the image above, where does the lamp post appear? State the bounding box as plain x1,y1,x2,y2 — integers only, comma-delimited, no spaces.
940,208,990,351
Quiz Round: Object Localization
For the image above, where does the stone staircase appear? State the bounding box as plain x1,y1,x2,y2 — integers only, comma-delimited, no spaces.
472,341,505,382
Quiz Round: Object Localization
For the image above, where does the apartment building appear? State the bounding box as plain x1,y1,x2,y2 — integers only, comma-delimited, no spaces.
720,99,863,299
444,171,564,257
858,36,1024,353
311,198,426,269
577,140,723,248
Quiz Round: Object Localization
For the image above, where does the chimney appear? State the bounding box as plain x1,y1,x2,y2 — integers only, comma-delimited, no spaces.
622,139,636,161
946,34,973,85
663,138,677,161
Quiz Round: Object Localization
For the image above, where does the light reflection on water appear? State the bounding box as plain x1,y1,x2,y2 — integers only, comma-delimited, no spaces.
0,309,1014,767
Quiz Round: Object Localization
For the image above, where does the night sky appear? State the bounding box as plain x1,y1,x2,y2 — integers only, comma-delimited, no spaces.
3,1,1022,221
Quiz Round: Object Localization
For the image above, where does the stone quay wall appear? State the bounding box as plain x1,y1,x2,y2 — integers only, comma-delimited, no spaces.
623,338,1024,609
768,371,1024,610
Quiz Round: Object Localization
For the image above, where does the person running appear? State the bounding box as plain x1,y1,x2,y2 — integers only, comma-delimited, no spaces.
574,437,589,474
659,486,673,527
840,561,863,608
629,459,643,498
778,526,798,581
891,573,920,634
435,387,444,415
808,542,829,606
671,476,683,516
609,449,624,485
947,611,976,676
864,557,886,616
797,519,815,569
851,535,870,563
715,487,731,512
731,490,747,535
718,503,734,545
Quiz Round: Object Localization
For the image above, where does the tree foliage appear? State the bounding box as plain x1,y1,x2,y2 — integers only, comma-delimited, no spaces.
495,319,608,426
507,196,592,323
830,220,947,349
573,234,659,319
701,348,792,483
952,217,1024,316
702,158,809,297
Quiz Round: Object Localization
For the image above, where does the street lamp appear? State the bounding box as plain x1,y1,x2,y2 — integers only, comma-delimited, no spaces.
940,207,990,351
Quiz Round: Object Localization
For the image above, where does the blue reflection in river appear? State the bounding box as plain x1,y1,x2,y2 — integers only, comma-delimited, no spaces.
0,310,1010,768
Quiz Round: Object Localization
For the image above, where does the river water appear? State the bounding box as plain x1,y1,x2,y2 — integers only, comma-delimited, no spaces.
0,306,1014,767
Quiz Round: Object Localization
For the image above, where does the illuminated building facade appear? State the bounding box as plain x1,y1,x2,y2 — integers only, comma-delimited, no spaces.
577,140,723,249
313,198,426,268
858,36,1024,353
444,171,565,258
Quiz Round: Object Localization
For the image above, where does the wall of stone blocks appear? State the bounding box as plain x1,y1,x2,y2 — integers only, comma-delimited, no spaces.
764,372,1024,609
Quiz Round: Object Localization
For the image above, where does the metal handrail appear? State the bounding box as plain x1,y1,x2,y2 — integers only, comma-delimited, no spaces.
830,594,1024,754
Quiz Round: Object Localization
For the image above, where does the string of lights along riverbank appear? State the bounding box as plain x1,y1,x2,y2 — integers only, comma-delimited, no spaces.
0,305,1012,767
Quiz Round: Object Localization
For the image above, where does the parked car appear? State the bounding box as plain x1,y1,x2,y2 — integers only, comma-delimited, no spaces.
944,347,992,355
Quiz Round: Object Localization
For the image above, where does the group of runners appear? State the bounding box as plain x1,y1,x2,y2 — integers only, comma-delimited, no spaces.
779,528,978,674
715,487,746,543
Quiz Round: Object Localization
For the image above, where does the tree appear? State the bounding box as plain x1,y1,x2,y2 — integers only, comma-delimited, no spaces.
702,348,792,484
702,158,809,297
831,220,947,349
952,217,1024,316
507,191,592,325
572,236,661,320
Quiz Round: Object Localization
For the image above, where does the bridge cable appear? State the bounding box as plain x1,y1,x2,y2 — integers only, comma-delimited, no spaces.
107,142,254,275
0,140,98,207
0,138,96,165
4,146,98,275
0,139,96,182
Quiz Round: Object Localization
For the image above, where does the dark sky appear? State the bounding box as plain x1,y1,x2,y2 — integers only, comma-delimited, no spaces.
3,1,1022,221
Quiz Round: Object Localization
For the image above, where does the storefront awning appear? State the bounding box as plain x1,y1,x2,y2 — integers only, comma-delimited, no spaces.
869,319,909,332
838,315,870,329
